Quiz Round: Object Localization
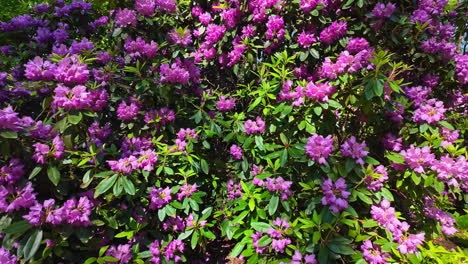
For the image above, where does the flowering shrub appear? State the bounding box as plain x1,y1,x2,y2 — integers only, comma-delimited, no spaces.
0,0,467,263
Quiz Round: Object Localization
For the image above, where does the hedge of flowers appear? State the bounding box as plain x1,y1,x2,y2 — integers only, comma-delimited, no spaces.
0,0,467,263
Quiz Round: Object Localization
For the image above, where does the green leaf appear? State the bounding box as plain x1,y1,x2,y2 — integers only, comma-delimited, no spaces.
4,221,32,234
255,136,265,151
47,166,61,186
68,113,82,125
0,131,18,139
411,172,421,185
258,235,272,247
251,222,271,232
268,195,279,215
191,231,199,249
121,177,135,195
380,188,394,201
94,174,118,198
247,97,262,112
439,121,454,130
357,192,373,204
249,199,255,211
23,230,43,261
200,159,209,174
314,106,322,116
328,100,342,108
29,166,42,179
230,242,245,258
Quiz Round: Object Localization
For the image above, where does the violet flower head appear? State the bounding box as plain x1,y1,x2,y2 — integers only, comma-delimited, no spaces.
413,99,446,124
321,177,350,214
361,240,390,264
54,56,89,85
400,145,435,173
115,8,137,27
168,29,192,46
107,156,139,174
52,84,92,110
227,180,243,200
305,134,334,164
62,196,93,226
155,0,177,13
217,96,236,111
424,196,458,236
320,20,347,44
69,38,94,54
0,182,36,213
135,0,156,16
177,184,197,201
298,31,317,48
266,15,285,40
397,233,425,254
149,187,172,210
304,81,335,102
230,144,243,160
24,57,56,81
371,3,396,18
364,165,388,192
382,133,403,152
454,54,468,84
106,244,132,263
117,99,140,120
163,239,184,262
340,136,369,165
243,116,266,134
0,159,24,185
288,250,317,264
0,247,18,264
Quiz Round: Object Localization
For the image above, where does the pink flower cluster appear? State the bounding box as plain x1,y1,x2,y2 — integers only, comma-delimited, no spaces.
321,177,350,214
253,176,293,200
150,239,184,264
361,240,390,264
340,136,369,165
244,116,266,134
399,145,435,173
371,199,425,254
107,149,158,174
423,196,458,236
305,133,334,164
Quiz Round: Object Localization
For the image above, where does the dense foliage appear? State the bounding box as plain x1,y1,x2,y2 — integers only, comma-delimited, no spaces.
0,0,467,263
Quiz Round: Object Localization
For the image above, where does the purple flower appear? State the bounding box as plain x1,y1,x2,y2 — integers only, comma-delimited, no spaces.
454,54,468,84
177,183,197,201
371,3,396,18
365,165,388,192
107,156,139,174
305,134,334,164
400,145,435,173
251,231,268,253
340,136,368,165
177,128,198,141
124,36,158,59
288,250,317,264
266,15,285,40
149,240,161,264
361,240,390,264
106,244,132,263
304,81,335,102
24,57,57,81
217,96,236,111
144,107,176,127
149,187,172,210
23,199,63,226
69,38,94,54
117,99,140,120
265,177,293,200
163,240,184,262
168,29,192,46
135,0,156,16
300,0,325,12
0,159,24,185
54,56,89,85
52,84,91,110
0,247,18,264
413,99,446,124
159,60,190,85
244,116,266,134
138,149,158,171
163,216,185,231
346,38,370,53
298,31,317,48
0,106,22,130
431,155,467,188
115,8,137,27
321,177,350,214
382,133,403,152
424,196,458,236
320,20,347,44
397,233,425,254
205,24,225,45
0,182,36,212
268,217,291,253
230,145,243,160
155,0,176,13
62,196,93,226
227,180,243,200
121,136,153,156
34,27,53,45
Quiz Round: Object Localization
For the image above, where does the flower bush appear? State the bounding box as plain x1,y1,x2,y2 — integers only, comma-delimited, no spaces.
0,0,467,263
